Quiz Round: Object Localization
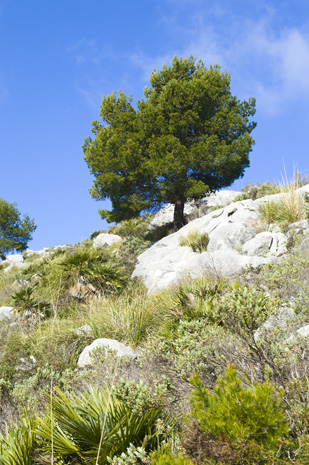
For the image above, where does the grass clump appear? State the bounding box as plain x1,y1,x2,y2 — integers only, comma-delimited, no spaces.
259,175,309,228
179,231,209,253
88,284,161,347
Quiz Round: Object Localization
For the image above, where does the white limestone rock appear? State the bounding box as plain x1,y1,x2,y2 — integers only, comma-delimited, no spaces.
1,254,26,273
254,306,295,342
93,233,122,248
242,232,288,257
6,254,24,264
242,232,274,256
287,220,309,235
0,306,16,321
149,190,241,229
133,187,304,292
296,325,309,338
77,338,136,367
72,324,93,335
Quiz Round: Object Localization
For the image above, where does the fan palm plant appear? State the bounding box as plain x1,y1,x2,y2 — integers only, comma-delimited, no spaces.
36,386,163,464
0,416,36,465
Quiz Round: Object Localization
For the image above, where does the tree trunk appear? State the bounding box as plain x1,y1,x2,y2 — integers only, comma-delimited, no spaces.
173,198,185,231
0,252,6,261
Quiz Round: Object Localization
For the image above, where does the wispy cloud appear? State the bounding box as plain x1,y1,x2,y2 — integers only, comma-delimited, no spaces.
67,39,116,66
129,4,309,115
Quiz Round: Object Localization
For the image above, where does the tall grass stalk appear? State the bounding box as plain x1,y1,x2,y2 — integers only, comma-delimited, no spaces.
50,376,54,465
95,358,119,465
89,286,161,347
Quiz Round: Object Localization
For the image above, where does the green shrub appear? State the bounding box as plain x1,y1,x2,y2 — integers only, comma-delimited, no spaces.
151,445,194,465
12,286,51,321
189,366,289,464
214,284,275,334
179,231,209,253
153,278,223,327
234,181,281,201
108,216,152,239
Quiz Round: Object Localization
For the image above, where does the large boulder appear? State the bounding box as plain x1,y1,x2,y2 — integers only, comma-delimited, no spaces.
2,254,26,274
77,338,136,367
93,233,122,248
287,219,309,235
0,306,17,321
242,231,288,257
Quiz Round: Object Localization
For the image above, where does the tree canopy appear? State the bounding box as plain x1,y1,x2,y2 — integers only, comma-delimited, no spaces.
83,56,256,230
0,199,37,260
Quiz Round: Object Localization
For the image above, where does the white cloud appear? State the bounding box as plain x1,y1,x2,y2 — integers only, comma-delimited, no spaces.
130,8,309,115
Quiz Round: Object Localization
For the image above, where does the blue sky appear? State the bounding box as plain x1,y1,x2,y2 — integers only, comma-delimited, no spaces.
1,0,309,250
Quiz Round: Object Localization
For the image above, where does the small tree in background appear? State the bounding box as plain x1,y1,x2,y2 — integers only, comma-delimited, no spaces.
84,56,256,230
0,198,37,260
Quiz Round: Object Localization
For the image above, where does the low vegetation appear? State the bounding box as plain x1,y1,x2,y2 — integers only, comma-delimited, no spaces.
0,179,309,464
179,231,209,253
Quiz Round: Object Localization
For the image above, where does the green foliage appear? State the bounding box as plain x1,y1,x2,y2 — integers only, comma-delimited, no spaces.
252,246,309,309
154,278,222,326
179,231,209,253
84,56,256,229
36,386,164,463
235,181,281,201
89,284,161,347
112,378,168,417
108,216,152,239
0,416,36,465
259,185,307,227
0,199,36,260
151,445,193,465
214,284,274,334
189,366,289,463
11,286,51,320
55,247,127,294
108,443,151,465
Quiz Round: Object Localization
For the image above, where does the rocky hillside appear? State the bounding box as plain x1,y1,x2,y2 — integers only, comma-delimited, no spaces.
0,180,309,464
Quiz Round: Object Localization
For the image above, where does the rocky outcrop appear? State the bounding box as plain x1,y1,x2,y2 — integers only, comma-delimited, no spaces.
0,306,15,321
77,338,136,367
149,190,241,229
93,233,122,248
133,185,309,292
2,255,26,274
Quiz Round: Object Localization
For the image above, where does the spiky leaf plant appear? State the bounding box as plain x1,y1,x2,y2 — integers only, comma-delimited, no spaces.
36,386,163,464
11,286,51,320
54,247,127,297
0,416,36,465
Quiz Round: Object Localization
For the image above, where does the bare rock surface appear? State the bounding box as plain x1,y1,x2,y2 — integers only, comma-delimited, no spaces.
149,190,241,229
133,186,309,292
77,338,136,367
93,233,122,248
2,254,26,274
296,325,309,338
0,306,15,321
